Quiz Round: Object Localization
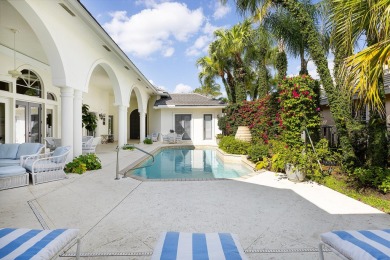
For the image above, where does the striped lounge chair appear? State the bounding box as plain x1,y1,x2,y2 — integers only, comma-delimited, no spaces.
0,228,80,259
152,232,247,260
319,229,390,260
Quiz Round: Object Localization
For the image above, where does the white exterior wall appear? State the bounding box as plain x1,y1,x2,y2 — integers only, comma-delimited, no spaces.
148,96,161,135
157,107,223,146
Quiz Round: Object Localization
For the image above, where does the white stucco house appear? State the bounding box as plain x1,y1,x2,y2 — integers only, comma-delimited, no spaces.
0,0,225,159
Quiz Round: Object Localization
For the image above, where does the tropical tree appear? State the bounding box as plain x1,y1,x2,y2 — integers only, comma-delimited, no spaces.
330,0,390,167
227,0,358,167
193,77,222,98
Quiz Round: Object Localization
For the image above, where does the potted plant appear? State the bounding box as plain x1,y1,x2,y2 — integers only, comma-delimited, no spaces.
283,146,307,182
82,104,98,134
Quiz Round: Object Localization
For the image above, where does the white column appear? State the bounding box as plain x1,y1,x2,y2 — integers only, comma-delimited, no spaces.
60,87,74,158
117,105,128,147
139,111,146,143
73,90,82,157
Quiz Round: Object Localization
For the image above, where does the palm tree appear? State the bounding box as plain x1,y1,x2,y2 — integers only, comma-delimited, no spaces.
331,0,390,110
227,0,358,166
193,77,222,98
330,0,390,167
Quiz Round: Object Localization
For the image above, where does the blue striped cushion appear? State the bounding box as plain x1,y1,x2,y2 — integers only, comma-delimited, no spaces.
321,229,390,260
0,228,79,259
152,232,247,260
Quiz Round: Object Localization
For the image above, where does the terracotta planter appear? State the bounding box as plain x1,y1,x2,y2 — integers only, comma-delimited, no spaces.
285,163,306,182
235,126,252,142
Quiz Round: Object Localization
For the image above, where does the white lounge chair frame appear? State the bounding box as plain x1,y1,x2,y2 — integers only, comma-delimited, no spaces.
21,147,70,185
82,137,101,154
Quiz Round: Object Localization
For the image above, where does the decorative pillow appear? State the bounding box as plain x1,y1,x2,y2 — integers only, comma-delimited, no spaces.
0,144,19,159
52,146,70,163
16,143,43,159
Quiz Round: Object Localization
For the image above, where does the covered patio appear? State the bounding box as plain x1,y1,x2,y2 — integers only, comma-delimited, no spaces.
1,143,389,259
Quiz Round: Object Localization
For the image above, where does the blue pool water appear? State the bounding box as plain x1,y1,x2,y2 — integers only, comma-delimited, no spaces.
131,149,252,179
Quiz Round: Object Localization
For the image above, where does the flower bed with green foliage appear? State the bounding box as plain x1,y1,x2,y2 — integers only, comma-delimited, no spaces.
65,154,102,174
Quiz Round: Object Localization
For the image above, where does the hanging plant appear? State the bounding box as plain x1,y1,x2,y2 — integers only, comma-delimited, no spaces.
82,104,97,132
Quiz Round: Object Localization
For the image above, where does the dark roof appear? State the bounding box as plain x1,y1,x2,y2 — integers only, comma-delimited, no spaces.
154,93,226,107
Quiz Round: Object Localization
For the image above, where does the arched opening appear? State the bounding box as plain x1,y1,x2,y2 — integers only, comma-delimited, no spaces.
84,64,117,140
129,109,148,139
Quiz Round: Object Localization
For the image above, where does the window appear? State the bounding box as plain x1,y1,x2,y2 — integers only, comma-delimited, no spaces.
47,92,56,101
16,70,42,98
204,114,212,140
0,81,10,92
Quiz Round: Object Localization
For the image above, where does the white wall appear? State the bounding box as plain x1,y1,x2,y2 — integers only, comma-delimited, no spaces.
157,107,223,146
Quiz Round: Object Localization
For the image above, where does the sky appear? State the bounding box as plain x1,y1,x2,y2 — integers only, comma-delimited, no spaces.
80,0,325,95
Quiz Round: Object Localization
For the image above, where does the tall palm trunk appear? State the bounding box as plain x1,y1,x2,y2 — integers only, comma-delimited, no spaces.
277,0,357,167
299,46,308,75
258,45,269,98
234,54,247,102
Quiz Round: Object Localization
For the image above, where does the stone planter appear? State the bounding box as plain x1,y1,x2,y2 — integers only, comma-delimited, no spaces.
235,126,252,142
285,163,306,182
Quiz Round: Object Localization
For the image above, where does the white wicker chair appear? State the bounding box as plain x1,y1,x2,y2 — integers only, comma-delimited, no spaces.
21,146,71,185
175,133,184,143
44,137,56,150
82,137,101,154
151,133,159,142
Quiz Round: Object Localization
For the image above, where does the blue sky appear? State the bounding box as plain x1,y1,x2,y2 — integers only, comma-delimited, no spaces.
80,0,324,94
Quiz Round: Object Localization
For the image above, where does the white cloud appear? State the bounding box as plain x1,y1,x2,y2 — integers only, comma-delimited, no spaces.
103,2,204,58
186,22,221,56
174,83,193,93
149,79,167,91
213,1,231,20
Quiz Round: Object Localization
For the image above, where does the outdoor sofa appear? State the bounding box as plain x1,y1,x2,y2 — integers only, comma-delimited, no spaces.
0,143,44,167
0,143,44,190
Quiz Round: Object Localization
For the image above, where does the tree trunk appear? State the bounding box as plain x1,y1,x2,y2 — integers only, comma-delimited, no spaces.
276,50,287,82
299,46,308,75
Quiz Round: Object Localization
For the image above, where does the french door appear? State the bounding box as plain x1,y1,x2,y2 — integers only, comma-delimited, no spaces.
15,101,41,143
175,114,191,140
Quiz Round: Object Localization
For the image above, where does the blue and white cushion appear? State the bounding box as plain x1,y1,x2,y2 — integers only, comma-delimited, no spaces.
0,228,79,259
321,229,390,260
152,232,248,260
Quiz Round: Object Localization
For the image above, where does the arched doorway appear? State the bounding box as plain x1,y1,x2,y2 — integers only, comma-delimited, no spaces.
130,109,140,139
129,109,147,139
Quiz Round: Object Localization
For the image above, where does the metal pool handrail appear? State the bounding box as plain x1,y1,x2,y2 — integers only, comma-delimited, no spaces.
115,144,155,180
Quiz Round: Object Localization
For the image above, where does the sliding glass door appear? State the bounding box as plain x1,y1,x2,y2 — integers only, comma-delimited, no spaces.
175,114,191,140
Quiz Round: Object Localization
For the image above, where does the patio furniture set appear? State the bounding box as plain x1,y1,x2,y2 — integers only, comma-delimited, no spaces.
162,133,184,144
0,143,70,190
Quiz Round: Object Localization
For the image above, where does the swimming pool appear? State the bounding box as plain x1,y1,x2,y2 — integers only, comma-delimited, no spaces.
130,148,253,180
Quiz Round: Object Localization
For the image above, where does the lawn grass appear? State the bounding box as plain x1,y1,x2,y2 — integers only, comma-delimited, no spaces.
321,175,390,214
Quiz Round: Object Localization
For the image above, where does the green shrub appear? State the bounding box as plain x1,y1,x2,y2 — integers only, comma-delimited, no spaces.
122,145,135,150
248,143,269,163
78,153,102,170
143,138,153,144
352,167,390,193
255,157,269,170
64,158,86,174
64,154,101,174
218,136,250,155
270,153,284,172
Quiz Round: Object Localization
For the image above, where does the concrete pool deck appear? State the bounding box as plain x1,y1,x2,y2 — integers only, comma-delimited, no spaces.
1,142,389,259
